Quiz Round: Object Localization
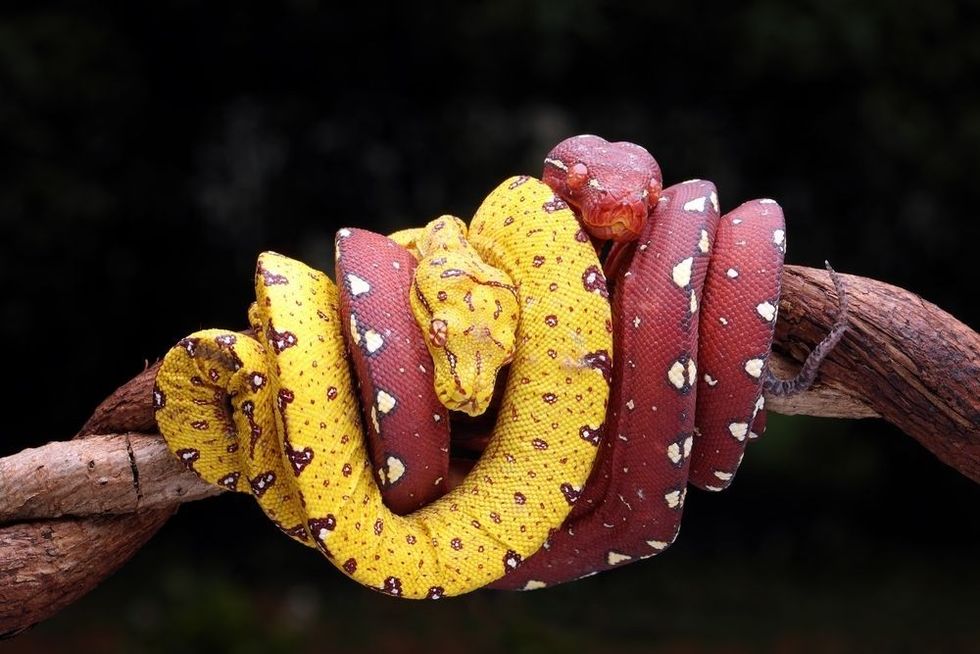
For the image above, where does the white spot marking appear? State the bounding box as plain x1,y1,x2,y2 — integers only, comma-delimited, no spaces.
664,489,686,509
683,436,693,457
386,456,405,484
523,580,547,591
349,314,361,344
757,301,777,322
364,329,384,354
774,228,786,252
672,257,694,288
704,373,718,387
714,470,733,481
338,228,352,238
729,422,749,441
732,218,743,225
690,289,698,314
633,315,641,328
744,358,764,378
719,316,729,326
376,390,397,414
684,196,706,212
647,540,669,551
346,273,371,296
392,260,401,270
667,442,682,464
709,190,719,213
667,361,687,389
698,229,710,253
607,551,632,565
686,359,697,386
626,399,635,411
726,267,739,278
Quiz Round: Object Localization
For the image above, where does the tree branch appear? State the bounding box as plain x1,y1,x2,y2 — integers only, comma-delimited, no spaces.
1,264,977,634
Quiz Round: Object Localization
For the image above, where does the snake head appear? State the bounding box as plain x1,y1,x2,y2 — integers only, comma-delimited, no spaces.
542,134,662,241
411,222,519,417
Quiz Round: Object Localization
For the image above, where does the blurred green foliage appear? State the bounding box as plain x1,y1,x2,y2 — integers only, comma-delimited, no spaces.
1,1,977,651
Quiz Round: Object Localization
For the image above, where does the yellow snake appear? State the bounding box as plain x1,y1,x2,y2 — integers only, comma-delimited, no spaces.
155,176,612,598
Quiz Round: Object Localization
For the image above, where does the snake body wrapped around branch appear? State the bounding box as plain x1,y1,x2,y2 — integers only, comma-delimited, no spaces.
155,176,613,598
155,135,847,596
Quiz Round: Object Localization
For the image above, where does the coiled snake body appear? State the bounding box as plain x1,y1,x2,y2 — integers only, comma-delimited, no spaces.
156,135,845,596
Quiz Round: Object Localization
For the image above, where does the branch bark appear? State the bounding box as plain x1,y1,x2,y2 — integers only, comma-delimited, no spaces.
0,365,174,637
771,267,978,479
1,264,977,634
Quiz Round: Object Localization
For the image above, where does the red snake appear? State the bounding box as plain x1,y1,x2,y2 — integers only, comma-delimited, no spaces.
329,134,847,590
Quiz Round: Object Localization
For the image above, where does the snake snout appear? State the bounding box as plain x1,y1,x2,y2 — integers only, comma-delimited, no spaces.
448,383,492,417
584,196,649,241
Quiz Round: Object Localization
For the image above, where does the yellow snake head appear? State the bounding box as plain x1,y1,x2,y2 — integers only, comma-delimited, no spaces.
411,216,519,416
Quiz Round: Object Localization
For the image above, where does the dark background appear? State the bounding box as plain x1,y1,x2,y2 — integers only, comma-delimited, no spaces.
2,1,978,652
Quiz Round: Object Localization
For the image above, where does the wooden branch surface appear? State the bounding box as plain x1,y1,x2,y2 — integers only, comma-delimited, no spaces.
1,264,977,634
0,365,174,636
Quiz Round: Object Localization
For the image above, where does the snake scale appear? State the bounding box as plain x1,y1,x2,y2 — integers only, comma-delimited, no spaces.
156,134,846,597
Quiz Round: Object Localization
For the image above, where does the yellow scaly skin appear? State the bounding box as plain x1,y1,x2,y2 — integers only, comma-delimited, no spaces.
155,176,612,598
409,214,520,416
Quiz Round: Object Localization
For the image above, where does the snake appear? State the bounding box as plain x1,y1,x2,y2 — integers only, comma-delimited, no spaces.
155,175,613,598
155,134,847,596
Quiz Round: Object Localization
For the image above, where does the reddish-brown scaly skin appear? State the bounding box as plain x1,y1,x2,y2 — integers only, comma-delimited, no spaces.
493,152,786,588
491,180,721,588
335,229,450,514
333,136,791,589
543,135,663,241
690,200,785,490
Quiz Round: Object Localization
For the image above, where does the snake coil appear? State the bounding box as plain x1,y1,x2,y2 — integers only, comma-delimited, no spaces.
155,135,846,596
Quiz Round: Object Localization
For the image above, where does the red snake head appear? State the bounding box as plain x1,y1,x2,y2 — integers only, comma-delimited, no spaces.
542,134,662,241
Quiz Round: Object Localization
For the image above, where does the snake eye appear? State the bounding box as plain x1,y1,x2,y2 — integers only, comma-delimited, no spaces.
566,163,590,191
429,319,448,347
